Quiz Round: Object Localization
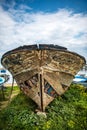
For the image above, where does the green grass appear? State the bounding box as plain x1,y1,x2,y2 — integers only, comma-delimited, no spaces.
0,86,20,100
0,84,87,130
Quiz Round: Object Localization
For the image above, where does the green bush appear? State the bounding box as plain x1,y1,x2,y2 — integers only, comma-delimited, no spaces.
0,84,87,130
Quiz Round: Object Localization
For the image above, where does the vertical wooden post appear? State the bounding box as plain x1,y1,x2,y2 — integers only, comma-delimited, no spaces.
1,85,5,100
40,74,43,112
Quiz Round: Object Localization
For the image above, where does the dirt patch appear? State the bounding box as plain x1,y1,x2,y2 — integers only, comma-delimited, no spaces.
0,89,20,110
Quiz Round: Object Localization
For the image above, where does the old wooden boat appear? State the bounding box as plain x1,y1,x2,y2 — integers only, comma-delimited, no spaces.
1,44,86,111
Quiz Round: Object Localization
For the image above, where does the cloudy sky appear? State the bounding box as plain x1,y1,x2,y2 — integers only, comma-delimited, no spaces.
0,0,87,68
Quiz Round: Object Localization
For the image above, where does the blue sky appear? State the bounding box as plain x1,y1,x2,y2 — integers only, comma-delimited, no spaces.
1,0,87,13
0,0,87,69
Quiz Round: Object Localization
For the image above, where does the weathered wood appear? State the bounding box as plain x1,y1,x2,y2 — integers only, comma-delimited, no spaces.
1,44,86,111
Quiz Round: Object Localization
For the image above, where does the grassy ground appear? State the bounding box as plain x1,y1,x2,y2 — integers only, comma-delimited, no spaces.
0,86,20,110
0,84,87,130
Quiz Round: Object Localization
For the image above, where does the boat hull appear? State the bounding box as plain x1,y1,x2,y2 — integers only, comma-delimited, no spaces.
1,45,86,111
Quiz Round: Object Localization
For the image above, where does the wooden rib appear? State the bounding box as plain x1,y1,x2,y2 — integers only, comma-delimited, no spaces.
43,72,65,95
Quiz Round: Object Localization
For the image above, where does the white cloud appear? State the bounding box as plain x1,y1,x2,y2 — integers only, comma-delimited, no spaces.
0,6,87,61
18,4,32,10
